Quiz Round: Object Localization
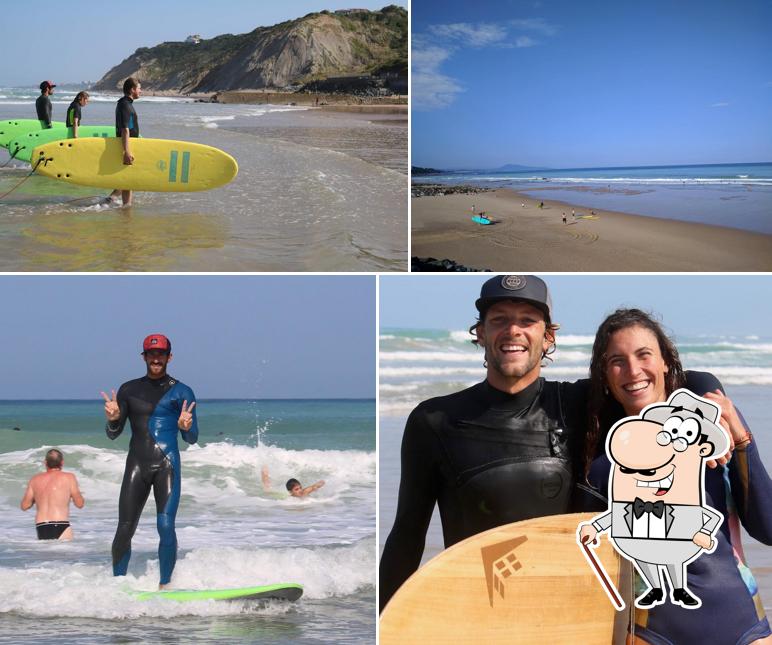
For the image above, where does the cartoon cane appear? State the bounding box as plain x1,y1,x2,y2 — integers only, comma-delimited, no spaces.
580,536,625,610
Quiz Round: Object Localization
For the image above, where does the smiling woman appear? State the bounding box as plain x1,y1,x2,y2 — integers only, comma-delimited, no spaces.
583,309,772,645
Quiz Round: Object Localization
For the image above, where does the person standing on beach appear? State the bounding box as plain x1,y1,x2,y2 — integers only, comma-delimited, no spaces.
379,275,589,611
108,77,141,206
101,333,198,590
36,81,56,128
20,448,84,541
65,91,89,138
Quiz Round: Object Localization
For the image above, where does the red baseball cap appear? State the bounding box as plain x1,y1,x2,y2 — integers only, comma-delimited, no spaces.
39,81,56,90
142,334,171,353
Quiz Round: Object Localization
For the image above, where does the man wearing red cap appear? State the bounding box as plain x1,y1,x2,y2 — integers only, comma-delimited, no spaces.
100,334,198,589
36,81,56,128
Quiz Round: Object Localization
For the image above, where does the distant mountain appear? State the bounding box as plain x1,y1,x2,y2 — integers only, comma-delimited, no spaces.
92,6,407,93
412,166,444,175
494,163,549,172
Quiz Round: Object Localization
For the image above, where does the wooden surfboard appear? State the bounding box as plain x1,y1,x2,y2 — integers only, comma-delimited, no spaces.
380,513,633,644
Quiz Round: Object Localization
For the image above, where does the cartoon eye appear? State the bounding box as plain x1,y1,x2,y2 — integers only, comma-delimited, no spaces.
663,416,682,436
656,431,672,446
680,418,700,442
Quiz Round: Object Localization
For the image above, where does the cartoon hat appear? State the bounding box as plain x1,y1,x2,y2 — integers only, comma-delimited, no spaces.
642,389,729,457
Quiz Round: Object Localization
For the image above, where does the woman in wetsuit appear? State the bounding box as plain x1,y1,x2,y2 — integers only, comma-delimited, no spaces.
582,309,772,645
102,334,198,588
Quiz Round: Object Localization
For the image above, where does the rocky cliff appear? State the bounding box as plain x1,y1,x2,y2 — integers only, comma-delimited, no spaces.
91,6,407,94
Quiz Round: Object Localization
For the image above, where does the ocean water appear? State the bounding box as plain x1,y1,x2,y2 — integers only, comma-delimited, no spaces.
0,399,375,644
378,328,772,610
418,163,772,234
0,87,407,271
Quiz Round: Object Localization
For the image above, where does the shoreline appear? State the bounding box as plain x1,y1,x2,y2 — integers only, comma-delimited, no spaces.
146,89,407,112
411,186,772,271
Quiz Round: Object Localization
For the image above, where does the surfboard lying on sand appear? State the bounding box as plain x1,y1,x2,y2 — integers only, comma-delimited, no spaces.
9,125,116,162
380,513,632,644
472,215,492,225
0,119,65,148
31,137,238,192
133,583,303,602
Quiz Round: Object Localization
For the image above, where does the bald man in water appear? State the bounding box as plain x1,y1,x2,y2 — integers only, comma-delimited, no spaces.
21,449,85,540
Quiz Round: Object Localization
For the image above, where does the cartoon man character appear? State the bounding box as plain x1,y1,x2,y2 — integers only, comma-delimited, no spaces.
578,389,730,609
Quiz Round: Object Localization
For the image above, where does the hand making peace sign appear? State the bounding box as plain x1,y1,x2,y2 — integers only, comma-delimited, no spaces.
178,400,196,432
101,389,120,422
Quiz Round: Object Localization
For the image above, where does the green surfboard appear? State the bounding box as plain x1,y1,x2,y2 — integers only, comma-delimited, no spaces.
133,583,303,602
8,126,116,162
0,119,65,148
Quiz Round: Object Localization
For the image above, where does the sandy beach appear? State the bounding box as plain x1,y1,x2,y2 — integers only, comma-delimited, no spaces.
411,187,772,271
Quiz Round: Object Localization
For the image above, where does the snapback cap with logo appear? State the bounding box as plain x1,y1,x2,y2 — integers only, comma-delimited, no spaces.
475,275,553,321
39,81,56,91
142,334,171,353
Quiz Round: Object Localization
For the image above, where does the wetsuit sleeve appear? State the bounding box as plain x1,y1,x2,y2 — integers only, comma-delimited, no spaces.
726,413,772,544
178,384,198,444
685,371,772,543
106,384,129,439
116,101,129,132
45,98,52,128
379,405,438,612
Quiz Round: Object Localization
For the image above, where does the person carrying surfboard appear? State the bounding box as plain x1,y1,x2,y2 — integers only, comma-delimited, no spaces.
379,275,589,611
65,91,89,138
107,77,142,206
35,81,56,129
101,333,198,590
20,448,84,541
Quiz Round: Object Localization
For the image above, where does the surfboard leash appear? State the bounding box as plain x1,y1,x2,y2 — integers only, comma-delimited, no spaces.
0,156,50,201
0,144,22,168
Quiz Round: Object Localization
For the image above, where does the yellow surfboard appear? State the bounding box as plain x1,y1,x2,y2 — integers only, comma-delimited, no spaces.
31,137,238,192
380,513,633,644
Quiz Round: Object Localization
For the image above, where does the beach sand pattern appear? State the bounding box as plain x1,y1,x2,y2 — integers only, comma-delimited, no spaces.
412,188,772,271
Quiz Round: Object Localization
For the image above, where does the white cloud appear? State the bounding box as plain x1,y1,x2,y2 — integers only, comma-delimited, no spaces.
414,18,557,110
509,18,558,36
711,102,730,108
428,22,508,47
412,45,464,111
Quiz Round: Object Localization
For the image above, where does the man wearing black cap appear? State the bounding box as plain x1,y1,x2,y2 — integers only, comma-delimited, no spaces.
379,275,588,611
36,81,56,128
100,334,198,589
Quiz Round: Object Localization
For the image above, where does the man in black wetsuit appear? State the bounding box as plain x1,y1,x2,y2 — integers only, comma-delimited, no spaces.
101,334,198,589
36,81,56,128
379,275,588,611
107,77,141,207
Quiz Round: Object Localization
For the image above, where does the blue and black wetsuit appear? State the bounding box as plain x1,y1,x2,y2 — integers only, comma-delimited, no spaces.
115,96,139,138
581,371,772,645
106,374,198,585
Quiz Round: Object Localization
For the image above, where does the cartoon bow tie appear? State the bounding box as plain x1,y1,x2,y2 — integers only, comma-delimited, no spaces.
633,498,665,519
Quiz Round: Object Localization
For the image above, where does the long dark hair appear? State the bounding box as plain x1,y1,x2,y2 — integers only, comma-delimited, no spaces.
584,308,686,478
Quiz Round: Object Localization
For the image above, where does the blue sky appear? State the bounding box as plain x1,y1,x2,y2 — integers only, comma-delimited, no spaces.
0,276,375,399
381,274,772,339
412,0,772,169
0,1,406,86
